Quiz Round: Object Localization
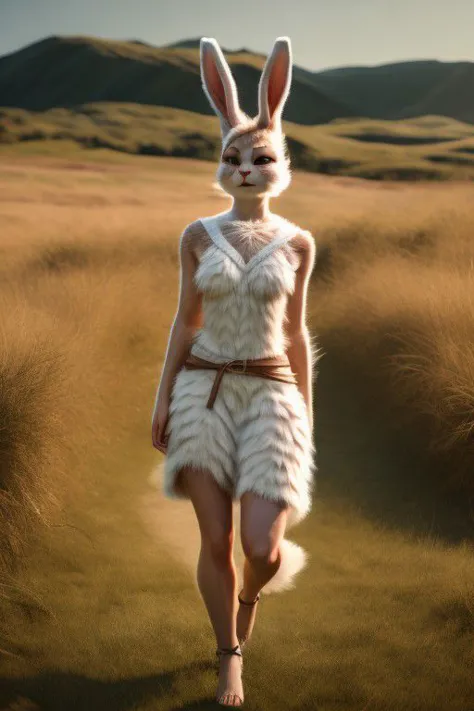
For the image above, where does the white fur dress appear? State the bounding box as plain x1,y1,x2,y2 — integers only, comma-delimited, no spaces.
161,213,317,592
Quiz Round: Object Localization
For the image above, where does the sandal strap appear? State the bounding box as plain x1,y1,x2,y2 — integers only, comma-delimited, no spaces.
238,591,260,606
216,643,242,658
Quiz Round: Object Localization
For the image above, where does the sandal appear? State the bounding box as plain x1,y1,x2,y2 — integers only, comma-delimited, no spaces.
237,590,260,648
215,643,244,706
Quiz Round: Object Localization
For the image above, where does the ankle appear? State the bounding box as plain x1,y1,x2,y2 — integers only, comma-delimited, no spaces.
216,642,243,667
239,589,260,604
217,639,240,651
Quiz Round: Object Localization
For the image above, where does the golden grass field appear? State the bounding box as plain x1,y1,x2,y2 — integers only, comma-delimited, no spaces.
0,143,473,710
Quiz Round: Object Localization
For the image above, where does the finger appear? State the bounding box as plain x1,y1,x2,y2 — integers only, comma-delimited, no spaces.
153,440,166,454
153,430,166,447
154,432,168,453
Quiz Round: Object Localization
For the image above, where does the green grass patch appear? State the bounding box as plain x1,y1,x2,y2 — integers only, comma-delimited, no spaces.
2,104,474,180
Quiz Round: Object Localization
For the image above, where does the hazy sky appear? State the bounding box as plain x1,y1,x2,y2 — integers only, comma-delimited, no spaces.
2,0,474,71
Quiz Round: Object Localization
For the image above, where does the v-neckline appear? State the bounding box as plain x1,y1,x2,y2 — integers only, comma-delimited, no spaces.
200,214,292,273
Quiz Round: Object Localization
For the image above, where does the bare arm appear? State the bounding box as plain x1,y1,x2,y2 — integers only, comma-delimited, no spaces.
284,231,316,432
152,225,203,413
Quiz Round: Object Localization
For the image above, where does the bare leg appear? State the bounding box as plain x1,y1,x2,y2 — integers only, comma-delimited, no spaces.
179,466,243,707
237,493,288,644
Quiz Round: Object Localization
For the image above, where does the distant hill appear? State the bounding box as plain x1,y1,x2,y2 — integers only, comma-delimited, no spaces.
0,35,354,125
165,38,255,55
1,36,474,125
2,35,474,181
397,63,474,123
311,60,474,123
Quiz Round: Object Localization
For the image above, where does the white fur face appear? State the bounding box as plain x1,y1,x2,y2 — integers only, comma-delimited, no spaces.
216,128,291,200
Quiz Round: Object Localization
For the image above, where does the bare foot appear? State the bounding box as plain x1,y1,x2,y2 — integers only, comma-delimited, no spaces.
216,646,244,706
236,591,260,647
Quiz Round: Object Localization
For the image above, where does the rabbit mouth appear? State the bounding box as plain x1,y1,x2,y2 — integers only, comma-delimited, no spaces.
240,182,256,187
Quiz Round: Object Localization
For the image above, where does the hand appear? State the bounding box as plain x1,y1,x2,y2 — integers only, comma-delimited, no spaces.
152,399,171,454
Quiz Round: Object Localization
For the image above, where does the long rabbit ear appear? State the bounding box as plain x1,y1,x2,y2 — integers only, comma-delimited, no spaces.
200,37,245,135
257,37,292,130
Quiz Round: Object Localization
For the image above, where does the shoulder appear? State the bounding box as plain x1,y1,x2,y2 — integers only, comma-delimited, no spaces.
280,218,316,267
180,219,207,244
179,219,210,259
293,229,316,255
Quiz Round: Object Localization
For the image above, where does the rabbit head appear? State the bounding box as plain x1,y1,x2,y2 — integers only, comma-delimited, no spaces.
200,36,293,199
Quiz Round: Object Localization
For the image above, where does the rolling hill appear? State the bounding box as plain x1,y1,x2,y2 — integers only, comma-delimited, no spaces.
2,35,474,180
2,103,474,181
2,35,474,125
312,60,474,124
158,39,474,124
1,36,474,126
167,40,474,124
0,35,353,125
397,63,474,123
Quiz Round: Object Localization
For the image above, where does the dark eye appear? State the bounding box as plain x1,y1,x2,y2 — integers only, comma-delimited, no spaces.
254,155,275,165
223,155,240,166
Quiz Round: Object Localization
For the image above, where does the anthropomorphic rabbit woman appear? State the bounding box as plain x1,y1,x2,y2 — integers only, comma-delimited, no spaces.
151,36,317,706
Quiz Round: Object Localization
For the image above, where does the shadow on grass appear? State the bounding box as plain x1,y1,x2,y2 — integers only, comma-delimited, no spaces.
315,349,474,546
0,661,235,710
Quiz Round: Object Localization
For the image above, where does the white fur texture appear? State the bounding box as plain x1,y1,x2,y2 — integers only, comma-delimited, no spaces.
260,538,309,594
156,215,317,594
192,214,298,358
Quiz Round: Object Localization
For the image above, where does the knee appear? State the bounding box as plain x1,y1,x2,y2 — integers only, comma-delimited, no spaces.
241,536,280,566
201,525,234,566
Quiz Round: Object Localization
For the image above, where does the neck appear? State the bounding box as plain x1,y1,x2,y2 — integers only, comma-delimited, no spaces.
227,195,271,222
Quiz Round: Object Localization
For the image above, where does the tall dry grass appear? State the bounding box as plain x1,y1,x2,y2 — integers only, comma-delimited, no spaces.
0,301,67,571
310,205,474,491
1,147,474,575
0,261,183,576
0,154,197,574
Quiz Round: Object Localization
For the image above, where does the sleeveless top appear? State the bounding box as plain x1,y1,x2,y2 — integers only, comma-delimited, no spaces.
189,213,302,364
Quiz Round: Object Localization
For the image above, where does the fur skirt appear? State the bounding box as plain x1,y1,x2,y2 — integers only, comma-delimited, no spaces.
161,365,316,531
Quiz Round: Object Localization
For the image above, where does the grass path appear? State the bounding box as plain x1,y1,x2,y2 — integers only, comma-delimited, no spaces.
1,354,474,710
139,476,247,591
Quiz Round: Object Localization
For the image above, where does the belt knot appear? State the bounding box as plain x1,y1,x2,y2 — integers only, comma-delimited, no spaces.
182,352,297,410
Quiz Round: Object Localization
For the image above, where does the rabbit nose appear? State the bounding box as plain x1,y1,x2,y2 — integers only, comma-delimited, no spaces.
239,170,251,177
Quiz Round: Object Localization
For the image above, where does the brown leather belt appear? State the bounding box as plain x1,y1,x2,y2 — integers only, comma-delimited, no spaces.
182,352,298,409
